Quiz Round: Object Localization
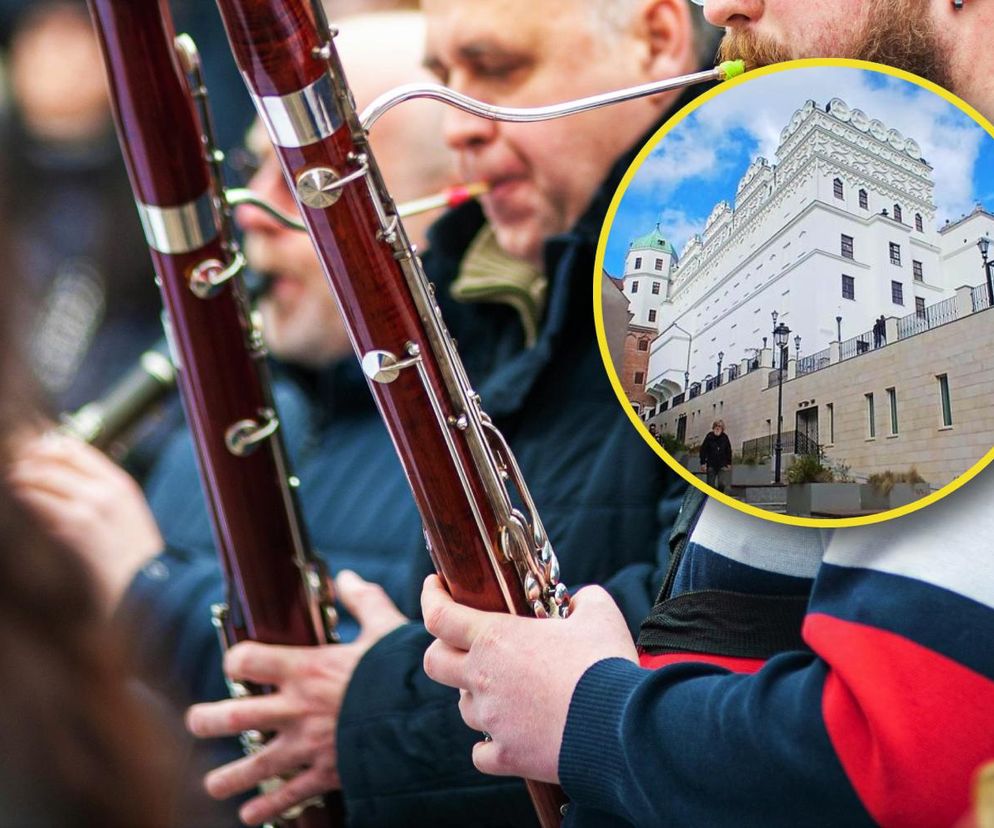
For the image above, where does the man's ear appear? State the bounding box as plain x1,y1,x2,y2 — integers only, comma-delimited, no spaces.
638,0,698,84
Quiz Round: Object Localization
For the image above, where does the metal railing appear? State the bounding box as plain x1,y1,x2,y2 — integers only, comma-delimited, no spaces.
972,284,992,313
797,347,831,376
741,430,819,460
839,329,874,361
896,294,958,339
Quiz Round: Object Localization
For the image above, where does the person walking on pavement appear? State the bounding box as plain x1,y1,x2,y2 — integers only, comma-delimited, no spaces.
699,419,732,492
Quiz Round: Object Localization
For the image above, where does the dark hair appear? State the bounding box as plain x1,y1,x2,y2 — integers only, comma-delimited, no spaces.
0,209,178,827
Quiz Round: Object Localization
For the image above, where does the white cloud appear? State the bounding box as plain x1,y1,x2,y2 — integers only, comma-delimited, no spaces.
656,207,711,255
628,66,990,228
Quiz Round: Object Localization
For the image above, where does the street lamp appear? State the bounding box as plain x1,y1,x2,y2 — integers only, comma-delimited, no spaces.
979,234,994,308
836,315,842,343
684,369,690,391
794,334,801,362
773,319,791,484
717,351,724,385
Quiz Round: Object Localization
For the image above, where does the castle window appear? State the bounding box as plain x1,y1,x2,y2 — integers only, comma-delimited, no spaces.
841,234,854,259
655,258,664,271
637,339,649,352
890,243,902,266
913,260,923,281
938,374,953,427
893,204,903,223
648,309,657,323
915,213,924,232
916,297,926,318
891,280,904,305
859,189,868,209
833,178,844,199
631,280,639,294
634,371,645,385
866,393,876,439
651,281,661,295
634,257,642,269
842,274,855,300
888,388,899,435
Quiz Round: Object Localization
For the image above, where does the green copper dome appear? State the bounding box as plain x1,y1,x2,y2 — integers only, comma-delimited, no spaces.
629,225,674,255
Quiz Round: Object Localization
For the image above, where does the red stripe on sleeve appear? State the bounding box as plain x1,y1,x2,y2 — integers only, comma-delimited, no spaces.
638,651,765,674
805,613,994,827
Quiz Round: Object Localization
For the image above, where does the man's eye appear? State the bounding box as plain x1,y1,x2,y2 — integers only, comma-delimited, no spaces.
473,61,525,80
424,59,449,84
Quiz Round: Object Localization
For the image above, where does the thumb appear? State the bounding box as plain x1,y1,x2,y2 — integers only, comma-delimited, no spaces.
335,569,406,636
566,585,615,615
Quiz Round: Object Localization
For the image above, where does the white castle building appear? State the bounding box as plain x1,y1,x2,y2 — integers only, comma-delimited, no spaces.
615,97,993,403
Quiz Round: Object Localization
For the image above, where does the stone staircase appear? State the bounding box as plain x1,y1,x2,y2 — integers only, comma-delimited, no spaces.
728,483,788,514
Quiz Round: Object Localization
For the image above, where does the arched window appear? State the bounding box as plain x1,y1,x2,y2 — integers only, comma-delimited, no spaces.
915,213,923,232
859,189,868,209
833,178,844,199
893,204,903,223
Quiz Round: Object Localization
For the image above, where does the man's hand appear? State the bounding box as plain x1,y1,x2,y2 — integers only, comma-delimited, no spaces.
185,570,407,826
421,576,637,785
6,432,164,608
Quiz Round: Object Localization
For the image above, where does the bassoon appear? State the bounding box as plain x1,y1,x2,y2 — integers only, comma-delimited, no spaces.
211,1,743,824
86,2,341,825
55,182,485,455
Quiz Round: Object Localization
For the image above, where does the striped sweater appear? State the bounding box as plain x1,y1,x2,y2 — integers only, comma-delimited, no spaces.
560,469,994,827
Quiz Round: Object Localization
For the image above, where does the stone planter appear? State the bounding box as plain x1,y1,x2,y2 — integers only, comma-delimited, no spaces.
787,482,863,517
860,482,930,511
731,464,773,487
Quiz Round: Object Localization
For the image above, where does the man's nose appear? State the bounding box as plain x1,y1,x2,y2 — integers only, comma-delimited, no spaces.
441,103,498,153
696,0,764,28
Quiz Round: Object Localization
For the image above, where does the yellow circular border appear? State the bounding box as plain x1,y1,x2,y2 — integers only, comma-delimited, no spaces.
593,58,994,529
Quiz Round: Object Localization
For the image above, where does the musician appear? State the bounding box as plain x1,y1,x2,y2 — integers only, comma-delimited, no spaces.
701,0,993,121
417,10,994,828
13,4,690,826
178,0,719,824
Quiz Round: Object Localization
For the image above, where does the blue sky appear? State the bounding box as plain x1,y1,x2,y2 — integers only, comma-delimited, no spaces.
604,67,994,276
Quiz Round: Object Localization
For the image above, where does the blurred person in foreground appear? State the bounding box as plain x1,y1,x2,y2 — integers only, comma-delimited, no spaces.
14,1,704,825
0,218,180,825
0,0,163,415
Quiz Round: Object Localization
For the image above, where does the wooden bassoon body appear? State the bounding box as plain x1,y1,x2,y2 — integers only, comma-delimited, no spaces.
211,0,572,823
87,2,341,824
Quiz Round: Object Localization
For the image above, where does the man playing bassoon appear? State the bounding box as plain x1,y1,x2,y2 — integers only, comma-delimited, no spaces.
12,3,707,825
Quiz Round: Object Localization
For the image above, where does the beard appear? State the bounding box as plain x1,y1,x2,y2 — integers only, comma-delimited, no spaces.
717,0,953,91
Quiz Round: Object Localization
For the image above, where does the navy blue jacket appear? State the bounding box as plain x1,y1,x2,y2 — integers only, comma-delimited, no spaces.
123,136,686,826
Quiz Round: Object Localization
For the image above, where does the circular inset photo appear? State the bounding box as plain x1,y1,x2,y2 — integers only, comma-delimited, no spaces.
596,60,994,526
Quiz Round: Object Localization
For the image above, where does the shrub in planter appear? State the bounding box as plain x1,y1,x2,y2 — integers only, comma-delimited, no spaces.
867,466,926,495
786,454,834,484
658,433,686,455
